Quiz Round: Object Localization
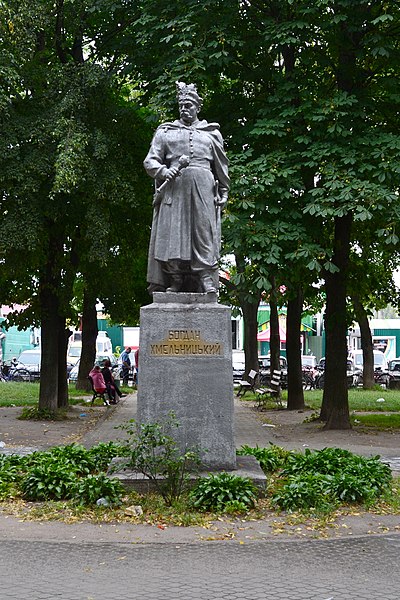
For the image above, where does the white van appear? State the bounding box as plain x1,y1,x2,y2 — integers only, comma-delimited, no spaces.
67,342,82,365
349,349,388,371
96,332,112,354
67,332,112,365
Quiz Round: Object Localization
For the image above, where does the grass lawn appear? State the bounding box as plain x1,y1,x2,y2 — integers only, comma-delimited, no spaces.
351,413,400,429
0,382,133,407
301,388,400,412
236,387,400,429
238,387,400,412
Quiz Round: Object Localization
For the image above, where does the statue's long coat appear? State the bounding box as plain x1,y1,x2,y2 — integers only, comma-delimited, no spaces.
144,119,230,290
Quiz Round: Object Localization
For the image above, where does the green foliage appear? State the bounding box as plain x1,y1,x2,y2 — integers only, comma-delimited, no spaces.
189,472,258,512
0,453,26,499
271,472,336,512
121,0,400,421
237,444,291,473
1,442,125,503
117,414,201,506
0,0,153,413
46,444,97,476
22,460,78,501
73,473,124,506
87,441,129,472
271,447,392,512
281,447,360,476
18,407,67,421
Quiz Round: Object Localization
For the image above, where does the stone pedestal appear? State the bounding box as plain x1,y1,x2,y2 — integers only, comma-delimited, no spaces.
137,292,236,469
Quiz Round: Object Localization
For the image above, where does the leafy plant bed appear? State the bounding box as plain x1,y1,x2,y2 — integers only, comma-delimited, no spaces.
238,445,393,512
1,480,399,539
0,438,398,533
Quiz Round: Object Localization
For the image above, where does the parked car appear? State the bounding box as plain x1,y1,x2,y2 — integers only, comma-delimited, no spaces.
68,353,118,382
232,350,245,383
388,358,400,389
348,349,389,387
348,349,388,372
314,358,359,389
66,342,82,366
14,349,41,380
301,355,317,369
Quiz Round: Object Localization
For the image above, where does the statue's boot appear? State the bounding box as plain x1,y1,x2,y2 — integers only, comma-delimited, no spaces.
166,274,183,292
201,272,217,293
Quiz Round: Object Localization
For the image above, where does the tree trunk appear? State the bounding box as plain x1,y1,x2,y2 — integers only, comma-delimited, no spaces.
39,283,60,412
76,285,98,391
57,317,71,408
241,296,261,380
268,280,281,375
352,295,374,388
286,288,305,410
321,214,352,430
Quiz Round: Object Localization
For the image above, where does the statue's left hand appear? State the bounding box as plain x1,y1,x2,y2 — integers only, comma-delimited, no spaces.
215,192,228,208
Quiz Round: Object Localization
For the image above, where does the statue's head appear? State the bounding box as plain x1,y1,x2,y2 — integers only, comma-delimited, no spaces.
176,81,203,108
176,81,202,124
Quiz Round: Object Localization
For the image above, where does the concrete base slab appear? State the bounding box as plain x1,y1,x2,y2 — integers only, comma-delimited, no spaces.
108,455,267,495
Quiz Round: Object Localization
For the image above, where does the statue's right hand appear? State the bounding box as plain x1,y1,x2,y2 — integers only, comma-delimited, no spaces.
164,167,180,181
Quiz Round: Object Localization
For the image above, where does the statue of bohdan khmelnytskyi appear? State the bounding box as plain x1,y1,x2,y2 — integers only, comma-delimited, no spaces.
144,82,230,295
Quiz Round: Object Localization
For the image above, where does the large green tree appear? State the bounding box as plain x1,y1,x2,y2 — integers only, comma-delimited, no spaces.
0,0,151,409
113,0,400,429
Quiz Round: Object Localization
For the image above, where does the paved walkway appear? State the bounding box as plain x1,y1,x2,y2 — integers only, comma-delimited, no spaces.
79,392,400,471
80,391,279,449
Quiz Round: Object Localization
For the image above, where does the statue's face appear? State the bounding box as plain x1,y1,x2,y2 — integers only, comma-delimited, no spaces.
179,99,199,124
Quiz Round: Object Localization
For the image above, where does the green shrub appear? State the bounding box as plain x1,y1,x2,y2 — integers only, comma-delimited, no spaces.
88,442,129,472
117,414,201,506
0,444,129,503
0,480,17,500
22,460,77,501
0,454,31,498
271,473,337,512
18,407,66,420
73,474,124,506
271,447,392,512
189,472,258,512
237,444,290,473
281,447,355,476
46,444,97,476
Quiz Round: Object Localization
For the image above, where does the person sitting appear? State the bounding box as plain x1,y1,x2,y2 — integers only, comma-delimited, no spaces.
101,359,125,405
89,365,107,395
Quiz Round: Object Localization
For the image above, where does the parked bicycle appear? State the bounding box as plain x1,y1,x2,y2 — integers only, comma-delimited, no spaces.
0,361,32,383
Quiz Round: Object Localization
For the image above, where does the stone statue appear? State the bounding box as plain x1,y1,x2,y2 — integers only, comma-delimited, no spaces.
144,82,230,294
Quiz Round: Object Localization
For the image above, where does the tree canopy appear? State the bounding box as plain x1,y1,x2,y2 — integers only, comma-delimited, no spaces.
1,0,400,425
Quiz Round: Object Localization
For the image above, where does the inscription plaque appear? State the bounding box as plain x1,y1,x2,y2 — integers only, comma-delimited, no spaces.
150,329,222,357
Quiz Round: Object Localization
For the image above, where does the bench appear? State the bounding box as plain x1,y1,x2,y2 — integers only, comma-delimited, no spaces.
255,369,283,408
236,369,258,397
88,376,109,406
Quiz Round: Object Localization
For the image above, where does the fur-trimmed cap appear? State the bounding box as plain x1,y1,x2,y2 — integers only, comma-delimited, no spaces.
176,81,203,108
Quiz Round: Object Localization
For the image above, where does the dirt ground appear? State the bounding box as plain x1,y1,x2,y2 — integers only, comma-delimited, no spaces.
255,405,400,456
1,400,399,458
0,404,107,450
